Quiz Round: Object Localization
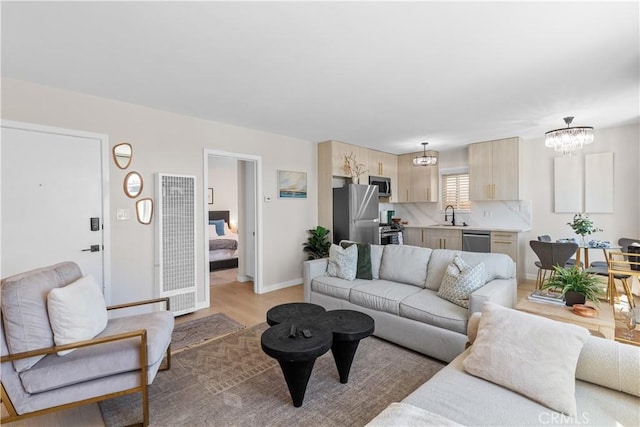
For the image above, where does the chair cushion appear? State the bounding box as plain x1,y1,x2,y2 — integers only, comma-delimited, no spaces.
47,275,108,355
18,310,174,394
379,245,432,287
1,262,82,372
350,280,422,315
399,289,469,334
462,303,590,416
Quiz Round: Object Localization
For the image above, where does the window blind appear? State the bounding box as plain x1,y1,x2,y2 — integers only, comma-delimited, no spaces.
441,173,471,211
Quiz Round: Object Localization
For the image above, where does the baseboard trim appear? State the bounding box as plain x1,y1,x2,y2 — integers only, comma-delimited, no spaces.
261,277,302,294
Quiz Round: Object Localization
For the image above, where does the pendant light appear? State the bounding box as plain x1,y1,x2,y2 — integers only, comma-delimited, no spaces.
545,116,594,155
412,142,438,166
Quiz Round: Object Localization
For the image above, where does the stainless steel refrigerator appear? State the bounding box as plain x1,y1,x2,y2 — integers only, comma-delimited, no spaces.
333,184,380,244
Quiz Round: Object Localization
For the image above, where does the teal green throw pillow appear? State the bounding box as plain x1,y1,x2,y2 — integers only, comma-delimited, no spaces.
340,242,373,280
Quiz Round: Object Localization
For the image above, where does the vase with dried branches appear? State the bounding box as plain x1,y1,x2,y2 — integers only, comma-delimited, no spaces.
342,152,368,184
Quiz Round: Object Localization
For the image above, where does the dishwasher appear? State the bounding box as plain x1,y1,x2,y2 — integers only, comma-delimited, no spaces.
462,230,491,253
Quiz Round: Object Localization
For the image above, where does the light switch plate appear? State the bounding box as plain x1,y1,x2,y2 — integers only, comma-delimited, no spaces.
117,208,130,220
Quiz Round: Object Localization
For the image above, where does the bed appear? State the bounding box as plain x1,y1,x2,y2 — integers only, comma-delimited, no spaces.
208,210,239,271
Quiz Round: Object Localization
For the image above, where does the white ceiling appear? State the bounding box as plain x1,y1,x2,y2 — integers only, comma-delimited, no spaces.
2,1,638,154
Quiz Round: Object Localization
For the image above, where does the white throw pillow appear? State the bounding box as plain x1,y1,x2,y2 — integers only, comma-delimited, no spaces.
463,302,590,416
208,224,219,238
437,256,486,308
47,275,108,355
326,243,358,281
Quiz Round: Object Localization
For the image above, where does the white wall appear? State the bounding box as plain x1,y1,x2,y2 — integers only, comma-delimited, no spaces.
520,123,639,279
1,78,318,304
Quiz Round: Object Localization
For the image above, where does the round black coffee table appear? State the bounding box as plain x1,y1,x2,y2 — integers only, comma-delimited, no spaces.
266,302,326,326
261,323,332,407
317,309,375,383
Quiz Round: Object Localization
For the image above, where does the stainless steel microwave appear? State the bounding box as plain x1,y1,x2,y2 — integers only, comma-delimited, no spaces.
369,176,391,197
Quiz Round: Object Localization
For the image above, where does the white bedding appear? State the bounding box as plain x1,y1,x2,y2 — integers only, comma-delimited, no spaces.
209,231,238,262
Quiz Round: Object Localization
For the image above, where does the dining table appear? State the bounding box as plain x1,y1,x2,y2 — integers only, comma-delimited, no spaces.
573,243,620,269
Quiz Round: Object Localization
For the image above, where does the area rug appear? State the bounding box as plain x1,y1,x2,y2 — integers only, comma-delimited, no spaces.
171,313,244,353
100,323,446,426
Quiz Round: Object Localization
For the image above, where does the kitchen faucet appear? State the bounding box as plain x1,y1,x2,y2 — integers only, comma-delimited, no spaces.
444,205,455,226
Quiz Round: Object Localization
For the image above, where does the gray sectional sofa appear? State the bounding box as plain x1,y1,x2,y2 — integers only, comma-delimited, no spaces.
303,244,517,362
368,310,640,426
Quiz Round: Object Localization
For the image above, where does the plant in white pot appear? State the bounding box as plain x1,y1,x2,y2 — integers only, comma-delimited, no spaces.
541,266,604,306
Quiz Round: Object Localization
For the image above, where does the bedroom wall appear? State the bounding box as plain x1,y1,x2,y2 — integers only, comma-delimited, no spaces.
208,156,239,226
1,77,318,305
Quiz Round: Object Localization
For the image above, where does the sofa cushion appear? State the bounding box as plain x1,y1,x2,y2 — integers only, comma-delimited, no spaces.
437,257,487,309
341,242,373,280
462,303,590,416
47,275,108,355
399,289,469,334
18,310,174,394
327,244,357,281
311,276,370,301
350,280,422,315
425,249,461,291
366,402,462,426
379,245,432,287
370,244,384,279
1,262,82,372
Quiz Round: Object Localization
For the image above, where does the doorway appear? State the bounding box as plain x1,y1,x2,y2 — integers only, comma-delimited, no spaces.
203,149,261,304
1,120,111,300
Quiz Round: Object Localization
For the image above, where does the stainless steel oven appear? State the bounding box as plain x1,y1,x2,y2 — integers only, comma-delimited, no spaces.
379,225,403,245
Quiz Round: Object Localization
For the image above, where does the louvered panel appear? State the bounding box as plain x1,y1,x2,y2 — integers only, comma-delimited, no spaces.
156,173,197,315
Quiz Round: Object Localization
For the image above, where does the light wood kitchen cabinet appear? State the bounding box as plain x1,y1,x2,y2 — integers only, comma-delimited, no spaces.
403,228,425,247
424,228,462,250
469,137,520,201
490,231,518,261
397,153,439,203
405,227,461,250
330,140,355,178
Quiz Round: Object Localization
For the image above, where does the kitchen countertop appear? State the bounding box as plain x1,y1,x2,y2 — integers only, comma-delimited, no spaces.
402,224,531,233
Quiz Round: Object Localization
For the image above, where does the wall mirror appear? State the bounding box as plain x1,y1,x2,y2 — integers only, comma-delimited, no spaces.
136,198,154,224
124,171,143,198
113,143,133,169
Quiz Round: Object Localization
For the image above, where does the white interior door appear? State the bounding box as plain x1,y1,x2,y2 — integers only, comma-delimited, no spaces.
1,122,108,292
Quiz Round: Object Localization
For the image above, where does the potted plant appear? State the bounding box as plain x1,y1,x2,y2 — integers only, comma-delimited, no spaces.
568,213,602,246
303,226,331,260
541,266,604,306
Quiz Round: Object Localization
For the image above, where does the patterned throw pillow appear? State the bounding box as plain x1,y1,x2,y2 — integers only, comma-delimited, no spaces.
326,244,358,281
437,256,486,308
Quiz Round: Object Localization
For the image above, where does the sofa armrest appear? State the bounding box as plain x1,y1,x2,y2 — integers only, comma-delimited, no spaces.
302,258,328,302
469,278,517,314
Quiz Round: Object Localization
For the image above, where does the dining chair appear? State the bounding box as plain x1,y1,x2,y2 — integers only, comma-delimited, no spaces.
530,240,579,289
589,251,637,308
536,235,582,268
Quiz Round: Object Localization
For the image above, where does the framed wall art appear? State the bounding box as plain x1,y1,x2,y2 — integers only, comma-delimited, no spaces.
208,188,214,204
278,170,307,199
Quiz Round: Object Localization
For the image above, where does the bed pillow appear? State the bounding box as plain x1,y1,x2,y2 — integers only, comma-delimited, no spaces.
47,275,108,356
208,224,219,238
437,256,486,308
463,302,590,416
209,219,225,236
340,241,373,280
326,244,358,281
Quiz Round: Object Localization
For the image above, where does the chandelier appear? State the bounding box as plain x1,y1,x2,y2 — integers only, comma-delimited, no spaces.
545,116,594,155
413,142,438,166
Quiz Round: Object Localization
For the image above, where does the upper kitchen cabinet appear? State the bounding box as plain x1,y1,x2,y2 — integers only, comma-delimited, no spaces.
468,137,521,201
397,152,439,203
368,150,398,199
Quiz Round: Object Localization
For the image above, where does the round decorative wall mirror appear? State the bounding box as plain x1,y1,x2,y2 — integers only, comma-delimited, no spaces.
136,198,154,224
113,143,133,169
124,171,143,198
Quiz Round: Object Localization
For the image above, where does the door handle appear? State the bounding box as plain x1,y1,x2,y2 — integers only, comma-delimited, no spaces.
82,245,101,252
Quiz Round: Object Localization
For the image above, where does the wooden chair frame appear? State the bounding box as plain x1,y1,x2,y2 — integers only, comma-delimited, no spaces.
1,297,171,426
606,252,638,308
